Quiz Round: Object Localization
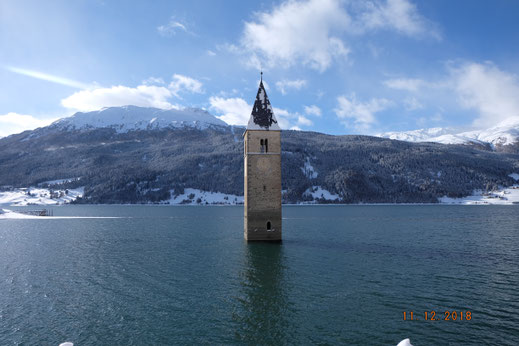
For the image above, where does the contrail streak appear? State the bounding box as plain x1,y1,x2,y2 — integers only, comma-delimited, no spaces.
5,66,91,89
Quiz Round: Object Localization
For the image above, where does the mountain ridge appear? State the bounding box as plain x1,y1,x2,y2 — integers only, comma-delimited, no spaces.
1,106,518,204
50,105,227,133
378,117,519,150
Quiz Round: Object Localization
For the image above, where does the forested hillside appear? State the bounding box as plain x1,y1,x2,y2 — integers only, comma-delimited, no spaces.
0,124,518,204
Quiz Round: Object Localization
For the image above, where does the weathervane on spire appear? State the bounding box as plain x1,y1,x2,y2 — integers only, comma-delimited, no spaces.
260,70,263,82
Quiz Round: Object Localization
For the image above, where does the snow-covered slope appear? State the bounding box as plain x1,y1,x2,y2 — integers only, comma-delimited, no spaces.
381,127,454,142
0,187,84,206
378,117,519,148
303,186,340,202
167,188,243,205
472,117,519,146
51,106,227,133
439,185,519,204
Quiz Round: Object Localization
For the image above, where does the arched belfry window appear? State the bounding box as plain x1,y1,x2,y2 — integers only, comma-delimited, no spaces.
260,139,264,153
267,221,271,230
265,139,268,153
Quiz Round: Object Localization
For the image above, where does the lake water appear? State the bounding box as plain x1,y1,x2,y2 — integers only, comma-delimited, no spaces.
1,205,518,345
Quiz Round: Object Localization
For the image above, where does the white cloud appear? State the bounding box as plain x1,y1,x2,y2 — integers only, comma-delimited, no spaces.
416,112,443,127
61,85,175,112
335,94,392,130
241,0,351,72
192,94,305,129
383,61,519,129
209,96,251,125
358,0,440,39
60,74,204,112
207,50,216,56
237,0,437,71
273,107,298,129
297,115,313,126
157,18,188,36
5,66,91,89
451,62,519,127
142,77,165,85
169,74,204,97
431,112,443,122
275,79,307,95
0,112,58,137
403,97,423,111
304,105,322,116
384,78,426,92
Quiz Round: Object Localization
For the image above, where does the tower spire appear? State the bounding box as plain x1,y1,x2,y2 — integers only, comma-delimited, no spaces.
246,75,280,131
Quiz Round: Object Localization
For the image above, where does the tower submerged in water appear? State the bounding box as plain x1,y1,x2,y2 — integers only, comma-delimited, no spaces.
243,75,282,241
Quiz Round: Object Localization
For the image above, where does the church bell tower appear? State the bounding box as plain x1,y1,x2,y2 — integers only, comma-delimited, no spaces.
244,74,282,241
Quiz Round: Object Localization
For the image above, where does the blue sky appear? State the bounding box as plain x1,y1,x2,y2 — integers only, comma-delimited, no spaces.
1,0,519,137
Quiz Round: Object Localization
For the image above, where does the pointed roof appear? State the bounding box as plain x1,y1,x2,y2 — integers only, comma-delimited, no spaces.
247,75,281,131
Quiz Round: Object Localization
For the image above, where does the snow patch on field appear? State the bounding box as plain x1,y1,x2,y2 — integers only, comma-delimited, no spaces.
0,187,84,206
168,188,243,205
509,173,519,181
303,186,340,201
439,185,519,205
301,157,318,179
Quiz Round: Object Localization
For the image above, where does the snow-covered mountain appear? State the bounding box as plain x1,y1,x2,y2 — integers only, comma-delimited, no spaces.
2,111,518,204
379,117,519,149
51,105,227,133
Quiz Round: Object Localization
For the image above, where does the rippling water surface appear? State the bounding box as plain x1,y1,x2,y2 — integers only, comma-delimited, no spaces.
1,205,518,345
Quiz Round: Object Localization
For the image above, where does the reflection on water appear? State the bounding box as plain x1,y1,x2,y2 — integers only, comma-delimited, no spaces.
1,205,518,345
234,243,291,344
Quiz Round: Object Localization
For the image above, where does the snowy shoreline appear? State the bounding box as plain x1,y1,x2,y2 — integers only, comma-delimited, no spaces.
2,202,518,209
0,209,124,219
0,187,84,206
2,175,518,207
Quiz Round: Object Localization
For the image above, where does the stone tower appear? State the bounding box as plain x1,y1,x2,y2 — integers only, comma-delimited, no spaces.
244,75,282,241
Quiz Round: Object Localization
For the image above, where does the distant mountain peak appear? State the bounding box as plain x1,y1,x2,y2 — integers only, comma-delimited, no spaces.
51,105,227,133
378,116,519,148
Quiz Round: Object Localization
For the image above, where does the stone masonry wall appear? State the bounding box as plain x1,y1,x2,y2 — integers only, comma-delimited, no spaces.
244,130,282,241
